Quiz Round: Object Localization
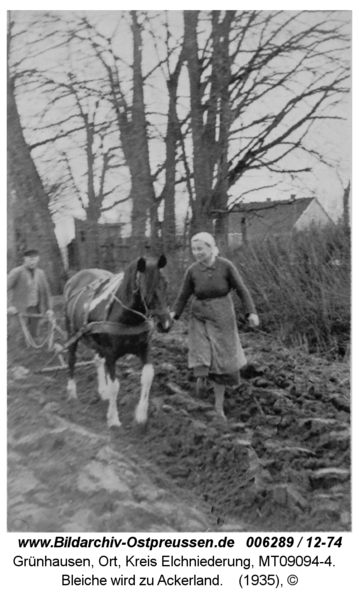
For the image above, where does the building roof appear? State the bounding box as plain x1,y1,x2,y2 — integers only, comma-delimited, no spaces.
227,197,331,238
238,198,313,232
231,197,313,214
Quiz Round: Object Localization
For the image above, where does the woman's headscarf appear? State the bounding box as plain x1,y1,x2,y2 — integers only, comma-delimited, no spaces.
191,232,219,257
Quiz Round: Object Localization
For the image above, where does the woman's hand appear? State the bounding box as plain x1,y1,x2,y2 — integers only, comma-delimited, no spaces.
170,311,178,321
248,313,259,327
7,306,18,315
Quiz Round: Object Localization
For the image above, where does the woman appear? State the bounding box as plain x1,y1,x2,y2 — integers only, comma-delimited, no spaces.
171,232,259,418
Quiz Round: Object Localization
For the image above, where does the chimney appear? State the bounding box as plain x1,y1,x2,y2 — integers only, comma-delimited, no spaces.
266,197,271,202
290,194,296,200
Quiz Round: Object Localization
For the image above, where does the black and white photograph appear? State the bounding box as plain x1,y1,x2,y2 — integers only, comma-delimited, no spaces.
7,6,352,544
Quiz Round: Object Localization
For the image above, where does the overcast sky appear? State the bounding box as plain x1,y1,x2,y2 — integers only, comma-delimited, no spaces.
7,7,352,247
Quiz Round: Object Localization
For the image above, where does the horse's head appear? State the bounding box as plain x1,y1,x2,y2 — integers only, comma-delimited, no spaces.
136,255,172,333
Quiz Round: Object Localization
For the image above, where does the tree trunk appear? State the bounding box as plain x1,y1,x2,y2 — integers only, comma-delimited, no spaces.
184,11,235,238
83,115,101,267
111,12,160,256
7,73,65,293
183,11,214,234
7,185,17,270
162,50,184,254
213,12,235,243
343,181,350,234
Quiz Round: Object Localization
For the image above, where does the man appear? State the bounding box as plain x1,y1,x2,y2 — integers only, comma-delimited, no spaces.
7,249,53,340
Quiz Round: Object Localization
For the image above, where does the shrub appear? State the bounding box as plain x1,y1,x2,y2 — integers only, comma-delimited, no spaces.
232,222,350,356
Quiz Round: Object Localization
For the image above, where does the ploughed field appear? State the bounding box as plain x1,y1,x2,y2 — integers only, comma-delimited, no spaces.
8,308,350,532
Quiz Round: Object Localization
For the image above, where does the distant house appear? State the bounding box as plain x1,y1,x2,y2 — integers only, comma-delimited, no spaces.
227,196,334,248
67,219,132,272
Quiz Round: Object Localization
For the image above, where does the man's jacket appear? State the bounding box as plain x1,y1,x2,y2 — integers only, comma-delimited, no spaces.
7,265,52,314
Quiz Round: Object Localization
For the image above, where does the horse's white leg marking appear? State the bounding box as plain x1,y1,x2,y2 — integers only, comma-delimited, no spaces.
67,378,77,400
107,378,121,428
94,355,120,427
163,317,171,331
163,306,171,331
135,363,154,424
95,354,110,400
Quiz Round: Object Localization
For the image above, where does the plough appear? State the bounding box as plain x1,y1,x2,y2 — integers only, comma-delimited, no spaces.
37,360,95,373
36,341,95,373
11,311,95,374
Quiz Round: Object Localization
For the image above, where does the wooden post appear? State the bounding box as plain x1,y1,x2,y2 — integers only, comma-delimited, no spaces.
343,182,350,233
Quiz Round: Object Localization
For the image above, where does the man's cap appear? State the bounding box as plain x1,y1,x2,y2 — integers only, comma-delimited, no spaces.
23,249,39,257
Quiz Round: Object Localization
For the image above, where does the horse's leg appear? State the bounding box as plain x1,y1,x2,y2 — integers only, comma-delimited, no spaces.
104,359,121,428
94,353,109,400
67,341,78,400
135,345,154,424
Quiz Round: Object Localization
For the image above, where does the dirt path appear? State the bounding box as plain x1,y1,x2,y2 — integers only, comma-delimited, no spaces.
8,318,351,532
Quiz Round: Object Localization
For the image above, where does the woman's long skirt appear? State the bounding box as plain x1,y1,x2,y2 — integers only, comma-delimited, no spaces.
188,294,247,386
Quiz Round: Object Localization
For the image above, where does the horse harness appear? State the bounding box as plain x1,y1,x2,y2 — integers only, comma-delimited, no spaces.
64,275,155,351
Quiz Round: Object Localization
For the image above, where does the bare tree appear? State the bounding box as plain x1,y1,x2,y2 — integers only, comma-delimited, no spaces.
7,17,65,292
183,10,350,234
9,9,350,264
10,12,132,267
79,12,161,253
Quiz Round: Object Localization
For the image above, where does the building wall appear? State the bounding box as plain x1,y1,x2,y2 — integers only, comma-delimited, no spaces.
68,219,133,272
227,199,332,244
228,203,303,242
294,200,332,230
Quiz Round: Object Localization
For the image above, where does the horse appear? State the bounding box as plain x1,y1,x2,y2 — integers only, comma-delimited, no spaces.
63,255,172,428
